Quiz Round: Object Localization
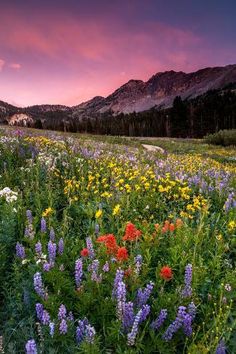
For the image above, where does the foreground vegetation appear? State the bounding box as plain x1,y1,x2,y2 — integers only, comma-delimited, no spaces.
0,127,235,353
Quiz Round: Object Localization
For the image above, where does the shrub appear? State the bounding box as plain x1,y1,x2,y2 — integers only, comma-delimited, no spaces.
204,129,236,146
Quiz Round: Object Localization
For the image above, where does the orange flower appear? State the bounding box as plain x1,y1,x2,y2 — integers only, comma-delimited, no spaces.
80,248,89,257
97,234,118,255
154,223,160,231
123,222,141,242
116,247,129,261
176,219,183,228
169,223,175,232
160,266,173,281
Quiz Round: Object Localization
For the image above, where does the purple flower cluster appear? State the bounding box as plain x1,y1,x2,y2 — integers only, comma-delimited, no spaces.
59,319,68,334
49,227,55,241
127,309,142,346
112,269,124,298
102,261,110,272
58,304,67,320
33,272,45,299
48,240,57,264
25,339,37,354
89,259,102,283
215,340,226,354
35,241,42,257
182,264,192,298
163,305,193,341
86,237,95,259
76,318,95,345
224,191,236,212
150,309,168,331
40,217,47,233
42,310,50,325
26,210,33,224
49,322,55,337
75,258,83,287
58,238,64,255
134,255,143,275
122,302,135,331
136,281,154,308
36,303,44,321
16,242,25,259
116,281,126,320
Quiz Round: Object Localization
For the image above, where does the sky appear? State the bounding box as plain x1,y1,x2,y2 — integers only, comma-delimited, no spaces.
0,0,236,107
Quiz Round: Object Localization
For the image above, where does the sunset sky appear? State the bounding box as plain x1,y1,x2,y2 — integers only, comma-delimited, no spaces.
0,0,236,107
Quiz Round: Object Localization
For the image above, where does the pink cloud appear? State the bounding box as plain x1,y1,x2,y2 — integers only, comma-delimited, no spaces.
9,63,21,69
0,59,5,71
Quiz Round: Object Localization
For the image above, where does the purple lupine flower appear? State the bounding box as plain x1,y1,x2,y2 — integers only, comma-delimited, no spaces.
49,322,55,337
85,324,96,343
49,227,55,241
40,217,47,233
35,303,44,321
25,339,37,354
224,192,235,212
188,302,196,320
58,304,67,320
42,310,50,325
112,268,124,298
216,340,226,354
102,261,110,272
86,237,95,259
116,281,126,320
43,262,51,272
58,238,64,255
127,309,142,346
122,302,135,331
139,304,151,323
136,281,154,308
16,242,25,259
182,264,192,298
134,255,143,275
163,306,187,341
76,319,87,344
67,311,74,321
90,259,102,283
59,319,68,334
151,309,168,331
35,241,42,257
183,313,193,336
95,223,99,236
33,272,45,299
48,240,57,264
26,210,33,224
75,259,83,287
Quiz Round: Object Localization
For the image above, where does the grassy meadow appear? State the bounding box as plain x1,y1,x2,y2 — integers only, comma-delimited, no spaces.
0,126,235,353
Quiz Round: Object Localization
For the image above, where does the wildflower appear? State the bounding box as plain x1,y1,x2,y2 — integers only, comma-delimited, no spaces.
95,209,102,219
40,217,47,233
26,210,33,224
116,281,127,320
90,259,102,283
123,222,141,242
67,311,74,321
35,303,44,321
134,255,143,275
43,262,51,272
215,340,226,354
49,322,55,337
16,242,25,259
76,318,89,344
127,309,142,346
112,268,124,298
160,266,173,281
122,302,134,331
42,310,50,325
48,240,57,264
59,319,68,334
176,219,183,228
35,241,42,257
182,264,193,297
81,248,89,257
42,207,53,217
139,304,151,323
86,237,95,258
25,339,37,354
188,302,197,319
151,309,168,330
224,284,231,292
33,272,45,299
136,281,154,308
169,223,175,232
75,259,83,287
102,261,110,272
85,324,96,343
49,227,55,241
58,238,64,255
112,204,121,216
163,306,192,341
58,304,67,320
117,247,129,262
97,234,118,255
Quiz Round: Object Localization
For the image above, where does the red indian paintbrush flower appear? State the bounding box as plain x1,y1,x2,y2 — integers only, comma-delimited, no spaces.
97,234,118,255
123,222,141,242
160,266,173,281
116,247,129,261
80,248,89,257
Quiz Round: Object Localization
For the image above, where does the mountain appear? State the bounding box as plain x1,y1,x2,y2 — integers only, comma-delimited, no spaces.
0,64,236,136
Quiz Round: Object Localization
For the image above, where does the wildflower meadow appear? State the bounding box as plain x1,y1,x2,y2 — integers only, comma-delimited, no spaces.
0,127,235,354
